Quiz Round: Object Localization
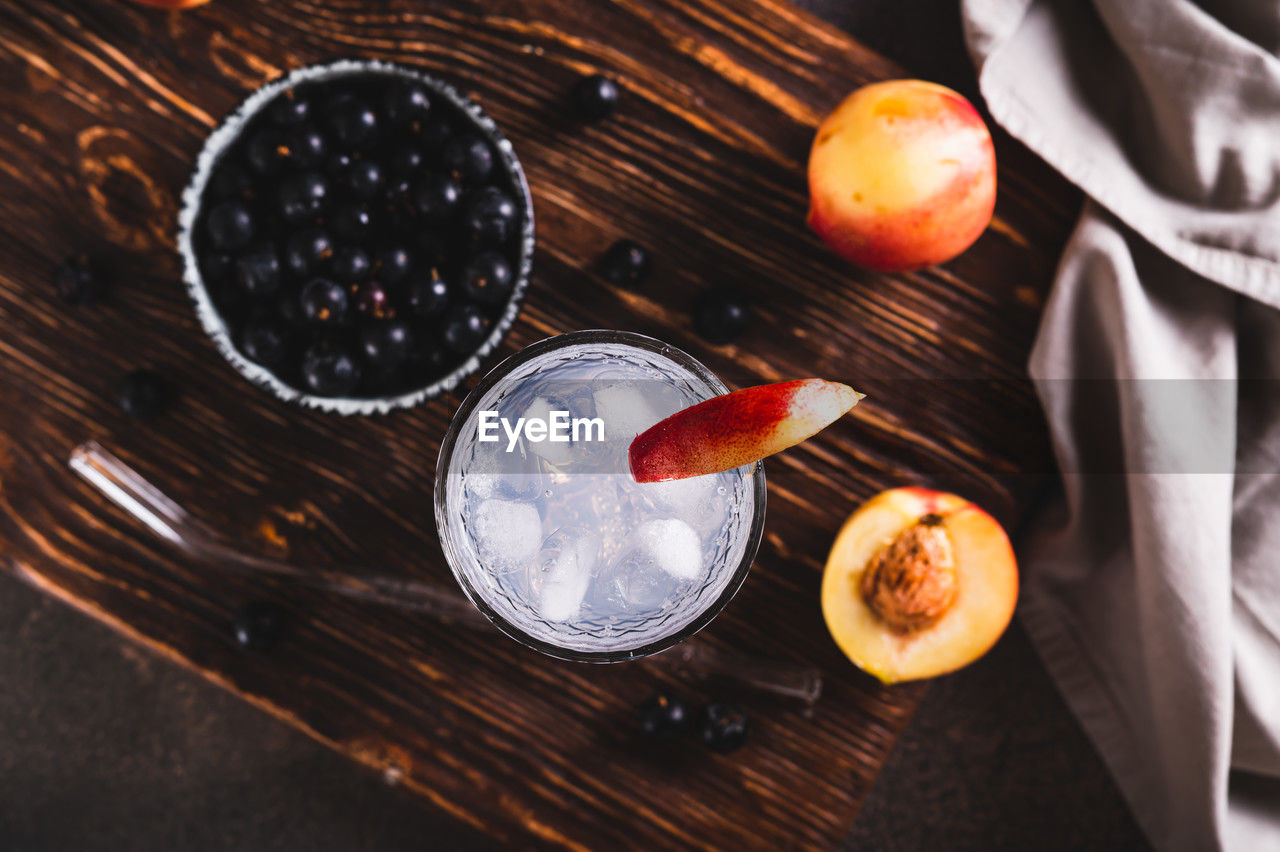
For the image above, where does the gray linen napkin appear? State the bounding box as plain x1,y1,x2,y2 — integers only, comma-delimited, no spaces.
960,0,1280,848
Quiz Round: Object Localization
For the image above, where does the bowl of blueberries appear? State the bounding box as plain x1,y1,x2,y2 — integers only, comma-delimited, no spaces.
179,59,534,414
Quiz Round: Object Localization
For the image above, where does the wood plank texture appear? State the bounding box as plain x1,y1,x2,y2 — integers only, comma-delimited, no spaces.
0,1,1078,848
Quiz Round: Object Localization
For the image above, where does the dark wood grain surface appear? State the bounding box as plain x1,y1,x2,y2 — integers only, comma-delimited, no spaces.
0,1,1077,849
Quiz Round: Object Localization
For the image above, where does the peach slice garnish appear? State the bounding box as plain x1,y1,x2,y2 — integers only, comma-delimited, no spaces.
821,488,1018,683
628,379,862,483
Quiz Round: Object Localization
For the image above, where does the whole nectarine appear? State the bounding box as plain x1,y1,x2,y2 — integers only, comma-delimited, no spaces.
807,80,996,272
821,488,1017,683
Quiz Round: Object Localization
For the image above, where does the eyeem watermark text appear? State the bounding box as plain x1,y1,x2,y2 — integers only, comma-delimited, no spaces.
477,410,605,452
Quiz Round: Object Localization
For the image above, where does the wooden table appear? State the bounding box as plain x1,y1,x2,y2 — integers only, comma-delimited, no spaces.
0,1,1076,848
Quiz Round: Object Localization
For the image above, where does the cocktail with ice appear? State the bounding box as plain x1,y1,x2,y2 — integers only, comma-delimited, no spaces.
435,331,766,661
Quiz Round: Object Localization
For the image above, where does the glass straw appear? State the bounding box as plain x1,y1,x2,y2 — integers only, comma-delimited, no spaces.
69,441,821,704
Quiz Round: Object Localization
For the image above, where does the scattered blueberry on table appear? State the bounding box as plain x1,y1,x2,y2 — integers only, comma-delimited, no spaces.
231,601,288,651
600,239,650,289
694,287,751,345
572,73,620,121
55,256,105,305
697,701,749,753
638,691,690,741
194,73,526,400
117,369,172,420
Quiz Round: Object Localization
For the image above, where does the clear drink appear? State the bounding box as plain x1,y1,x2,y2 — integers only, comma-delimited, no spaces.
435,331,766,661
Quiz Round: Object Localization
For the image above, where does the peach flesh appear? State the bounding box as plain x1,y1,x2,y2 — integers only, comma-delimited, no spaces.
807,79,996,272
628,379,861,483
822,488,1017,683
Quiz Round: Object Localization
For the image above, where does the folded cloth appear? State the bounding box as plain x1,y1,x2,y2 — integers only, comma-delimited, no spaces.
961,1,1280,849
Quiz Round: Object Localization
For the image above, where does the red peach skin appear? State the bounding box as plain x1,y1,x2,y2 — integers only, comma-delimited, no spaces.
629,379,863,483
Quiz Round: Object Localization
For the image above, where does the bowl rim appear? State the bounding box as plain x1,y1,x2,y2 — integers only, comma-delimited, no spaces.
433,329,768,663
177,58,535,415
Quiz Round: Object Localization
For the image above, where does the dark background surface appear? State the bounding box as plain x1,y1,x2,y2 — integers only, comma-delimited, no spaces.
0,1,1149,849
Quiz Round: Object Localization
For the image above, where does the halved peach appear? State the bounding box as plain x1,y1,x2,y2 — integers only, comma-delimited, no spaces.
628,379,862,483
822,487,1017,683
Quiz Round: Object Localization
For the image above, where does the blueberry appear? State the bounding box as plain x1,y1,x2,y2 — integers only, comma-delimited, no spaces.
697,702,748,753
413,174,461,221
208,163,252,201
331,205,374,242
354,281,392,318
389,147,425,175
600,239,650,288
343,160,384,201
442,135,493,183
239,319,287,366
383,175,414,208
231,601,287,651
407,271,449,317
385,84,431,126
464,186,518,247
117,369,171,419
383,205,413,235
327,152,354,176
329,101,378,149
267,90,311,126
299,277,347,324
418,120,454,157
275,288,302,325
462,251,514,305
331,246,372,283
285,125,328,169
235,244,281,296
200,252,234,286
360,319,413,368
284,228,333,276
301,343,361,396
324,89,356,113
205,201,254,251
416,231,448,265
376,246,412,283
442,304,490,353
279,172,328,222
694,287,750,345
572,73,619,121
55,256,104,305
405,340,450,379
638,691,689,741
246,128,288,175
